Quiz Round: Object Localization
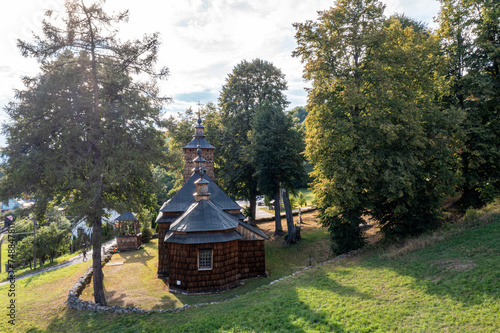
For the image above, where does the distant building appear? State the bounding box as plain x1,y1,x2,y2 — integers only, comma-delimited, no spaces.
1,199,23,211
156,114,267,293
1,198,34,212
70,210,120,239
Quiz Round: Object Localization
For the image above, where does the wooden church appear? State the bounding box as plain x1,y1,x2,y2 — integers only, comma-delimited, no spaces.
156,114,267,293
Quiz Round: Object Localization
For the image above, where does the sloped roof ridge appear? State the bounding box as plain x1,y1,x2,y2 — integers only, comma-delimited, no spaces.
182,137,215,149
159,173,241,213
114,211,137,221
169,199,239,233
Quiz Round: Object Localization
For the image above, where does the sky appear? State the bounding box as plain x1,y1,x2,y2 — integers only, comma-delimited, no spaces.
0,0,442,144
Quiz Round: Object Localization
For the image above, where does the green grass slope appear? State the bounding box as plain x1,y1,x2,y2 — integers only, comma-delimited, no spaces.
1,204,499,332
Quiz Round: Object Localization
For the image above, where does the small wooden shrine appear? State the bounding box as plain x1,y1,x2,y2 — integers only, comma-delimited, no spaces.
115,211,142,251
156,112,267,293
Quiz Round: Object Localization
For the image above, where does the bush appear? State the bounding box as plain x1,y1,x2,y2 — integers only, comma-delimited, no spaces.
477,181,499,205
141,224,153,243
297,192,307,207
101,222,115,242
242,205,251,218
15,236,34,269
264,195,272,207
321,210,365,255
289,195,298,210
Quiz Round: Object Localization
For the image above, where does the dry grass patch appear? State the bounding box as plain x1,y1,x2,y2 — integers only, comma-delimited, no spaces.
437,258,476,272
80,239,184,310
382,199,500,260
382,232,449,259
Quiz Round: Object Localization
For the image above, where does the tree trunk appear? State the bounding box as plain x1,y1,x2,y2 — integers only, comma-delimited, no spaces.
248,197,257,226
92,214,106,306
282,188,301,245
84,3,106,306
274,189,284,235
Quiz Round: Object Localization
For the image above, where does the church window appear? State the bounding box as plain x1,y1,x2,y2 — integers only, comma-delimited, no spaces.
198,249,212,270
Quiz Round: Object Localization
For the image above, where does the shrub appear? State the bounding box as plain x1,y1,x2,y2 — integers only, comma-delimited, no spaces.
242,205,251,218
297,192,307,207
322,210,365,255
141,224,153,243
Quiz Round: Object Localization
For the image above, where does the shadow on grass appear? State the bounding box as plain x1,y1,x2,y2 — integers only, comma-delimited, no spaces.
360,220,500,307
116,245,155,266
104,290,137,308
38,270,351,332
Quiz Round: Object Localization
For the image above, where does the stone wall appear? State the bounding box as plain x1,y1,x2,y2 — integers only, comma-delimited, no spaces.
66,245,360,314
66,251,115,311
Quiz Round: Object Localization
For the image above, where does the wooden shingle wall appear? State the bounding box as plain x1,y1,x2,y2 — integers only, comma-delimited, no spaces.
183,148,215,183
238,240,266,279
168,240,239,292
157,222,171,277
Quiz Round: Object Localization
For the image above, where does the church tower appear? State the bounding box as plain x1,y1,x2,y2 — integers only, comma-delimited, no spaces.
182,110,215,183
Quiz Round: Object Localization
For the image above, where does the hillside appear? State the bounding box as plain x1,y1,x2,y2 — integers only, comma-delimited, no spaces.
0,202,499,332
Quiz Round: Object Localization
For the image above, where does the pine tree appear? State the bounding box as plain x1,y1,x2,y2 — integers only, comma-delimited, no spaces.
248,101,305,239
1,1,168,305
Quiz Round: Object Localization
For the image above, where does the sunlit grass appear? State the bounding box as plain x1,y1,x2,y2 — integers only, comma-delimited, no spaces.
0,205,498,332
0,239,82,282
81,219,332,308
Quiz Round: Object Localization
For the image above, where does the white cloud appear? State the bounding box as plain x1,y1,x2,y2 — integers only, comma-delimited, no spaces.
0,0,441,126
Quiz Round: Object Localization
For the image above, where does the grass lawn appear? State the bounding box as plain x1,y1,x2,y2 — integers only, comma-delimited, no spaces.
80,212,333,308
0,205,499,332
0,239,82,282
0,259,92,332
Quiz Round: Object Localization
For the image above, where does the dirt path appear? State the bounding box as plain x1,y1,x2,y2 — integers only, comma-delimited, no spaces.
257,210,382,244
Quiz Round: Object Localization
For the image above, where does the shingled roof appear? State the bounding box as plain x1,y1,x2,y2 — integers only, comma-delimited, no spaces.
164,231,242,244
114,211,137,221
158,172,241,214
169,200,239,233
182,136,215,149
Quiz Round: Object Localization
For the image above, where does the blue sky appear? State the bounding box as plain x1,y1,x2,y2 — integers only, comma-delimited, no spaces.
0,0,442,144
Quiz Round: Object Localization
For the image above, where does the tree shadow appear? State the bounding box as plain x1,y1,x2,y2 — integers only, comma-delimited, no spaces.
112,245,155,267
150,278,183,310
103,290,137,308
37,268,357,332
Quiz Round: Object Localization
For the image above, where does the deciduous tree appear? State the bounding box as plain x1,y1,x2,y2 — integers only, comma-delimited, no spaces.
218,59,289,225
437,0,500,207
294,0,460,252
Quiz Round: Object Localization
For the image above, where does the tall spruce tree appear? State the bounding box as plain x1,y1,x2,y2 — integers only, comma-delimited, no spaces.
218,59,289,225
294,0,460,252
1,0,168,305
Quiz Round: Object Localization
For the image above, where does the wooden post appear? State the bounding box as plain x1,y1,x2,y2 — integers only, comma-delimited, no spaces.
33,219,37,269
